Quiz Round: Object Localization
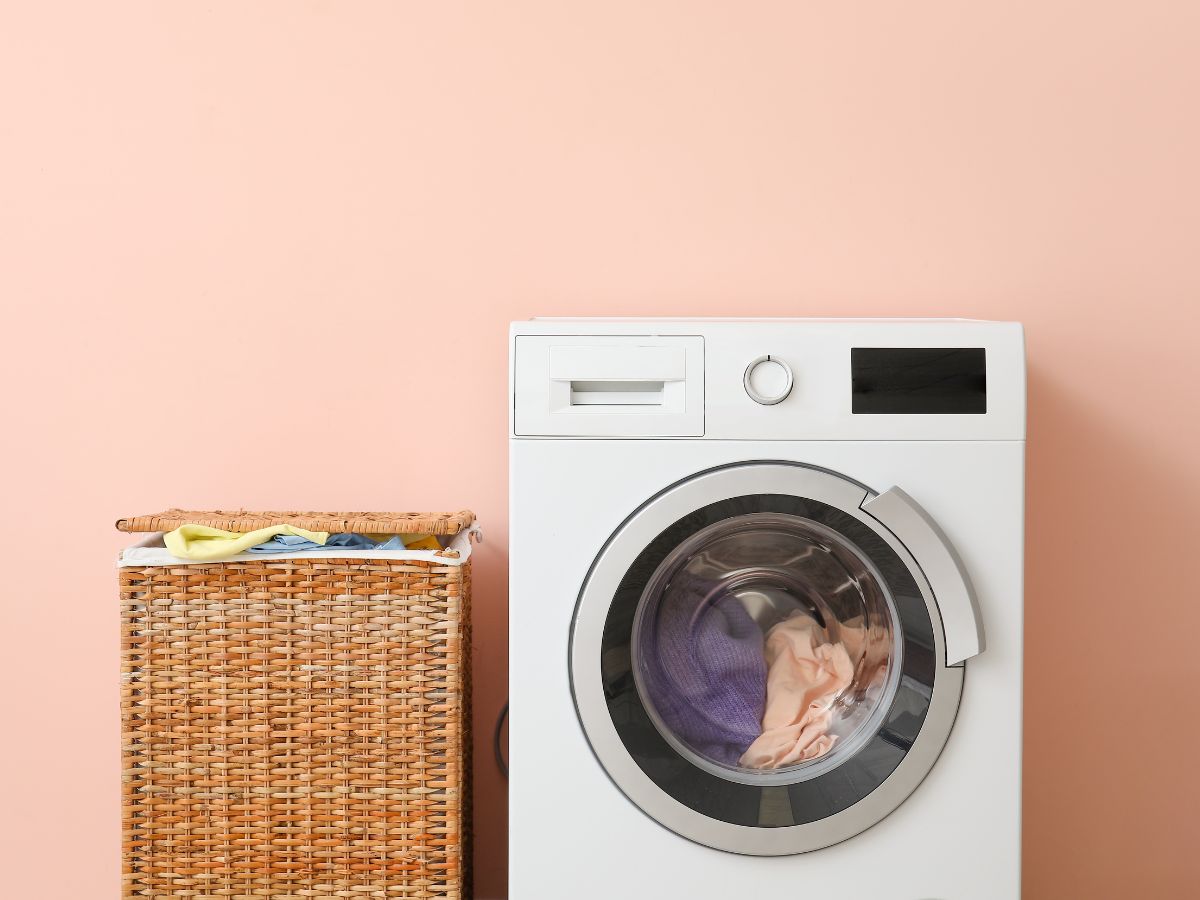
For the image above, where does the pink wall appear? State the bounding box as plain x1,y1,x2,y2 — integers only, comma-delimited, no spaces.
3,3,1198,897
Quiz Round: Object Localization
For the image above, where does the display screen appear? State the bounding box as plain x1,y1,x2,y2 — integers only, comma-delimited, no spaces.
852,348,986,414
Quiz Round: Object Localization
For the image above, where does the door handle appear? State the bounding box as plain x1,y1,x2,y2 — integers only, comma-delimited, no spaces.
861,487,985,666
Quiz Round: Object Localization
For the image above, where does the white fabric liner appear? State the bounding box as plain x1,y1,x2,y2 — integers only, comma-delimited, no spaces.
118,525,477,568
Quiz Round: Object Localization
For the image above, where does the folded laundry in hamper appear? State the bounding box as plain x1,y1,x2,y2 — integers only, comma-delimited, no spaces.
162,522,330,559
244,531,441,553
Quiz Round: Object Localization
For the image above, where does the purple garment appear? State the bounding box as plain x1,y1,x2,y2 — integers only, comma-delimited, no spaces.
637,575,766,766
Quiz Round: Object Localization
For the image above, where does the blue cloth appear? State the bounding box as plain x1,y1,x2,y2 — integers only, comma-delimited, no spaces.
636,575,766,767
246,532,407,553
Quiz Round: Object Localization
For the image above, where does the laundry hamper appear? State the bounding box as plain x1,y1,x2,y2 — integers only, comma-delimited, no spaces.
117,510,476,900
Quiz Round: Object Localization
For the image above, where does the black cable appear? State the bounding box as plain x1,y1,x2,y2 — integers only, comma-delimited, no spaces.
493,701,509,778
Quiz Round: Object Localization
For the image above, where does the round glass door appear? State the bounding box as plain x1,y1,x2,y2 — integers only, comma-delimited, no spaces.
570,463,971,856
632,512,902,786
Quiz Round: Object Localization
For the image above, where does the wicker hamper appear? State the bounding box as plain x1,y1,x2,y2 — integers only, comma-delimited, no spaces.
117,510,475,900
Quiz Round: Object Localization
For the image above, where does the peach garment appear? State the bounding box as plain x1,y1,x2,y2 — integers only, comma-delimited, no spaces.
738,614,855,769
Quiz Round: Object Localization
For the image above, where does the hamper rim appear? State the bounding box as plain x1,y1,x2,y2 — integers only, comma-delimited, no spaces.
115,508,476,536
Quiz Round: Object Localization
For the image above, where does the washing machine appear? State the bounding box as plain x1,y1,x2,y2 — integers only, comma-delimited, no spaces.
508,318,1024,899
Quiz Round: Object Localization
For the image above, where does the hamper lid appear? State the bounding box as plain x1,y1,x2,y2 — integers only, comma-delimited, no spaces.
116,509,476,536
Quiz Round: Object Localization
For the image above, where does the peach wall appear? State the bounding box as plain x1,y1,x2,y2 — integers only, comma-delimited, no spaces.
2,2,1198,897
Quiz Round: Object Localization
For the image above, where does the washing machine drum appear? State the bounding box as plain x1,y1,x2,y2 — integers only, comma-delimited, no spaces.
570,462,983,856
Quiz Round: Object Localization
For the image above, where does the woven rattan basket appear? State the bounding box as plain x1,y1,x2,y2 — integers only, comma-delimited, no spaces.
118,510,475,899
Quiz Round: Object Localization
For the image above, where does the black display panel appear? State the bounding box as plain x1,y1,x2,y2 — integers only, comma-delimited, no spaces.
852,348,986,414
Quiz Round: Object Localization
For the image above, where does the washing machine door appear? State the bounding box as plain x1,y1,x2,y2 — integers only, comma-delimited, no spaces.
570,462,984,855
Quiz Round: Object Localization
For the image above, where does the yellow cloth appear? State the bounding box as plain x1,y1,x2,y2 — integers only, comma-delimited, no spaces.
401,534,441,551
363,533,442,551
163,524,330,561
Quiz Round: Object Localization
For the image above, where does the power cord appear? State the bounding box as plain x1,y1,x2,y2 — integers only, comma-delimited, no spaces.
493,701,509,778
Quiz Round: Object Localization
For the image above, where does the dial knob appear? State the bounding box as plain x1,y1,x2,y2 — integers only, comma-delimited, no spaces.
744,355,793,405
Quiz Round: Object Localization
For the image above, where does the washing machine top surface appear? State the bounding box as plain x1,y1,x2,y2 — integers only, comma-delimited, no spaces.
510,317,1024,442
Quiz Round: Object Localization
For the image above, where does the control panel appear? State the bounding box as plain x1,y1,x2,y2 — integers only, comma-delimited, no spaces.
511,320,1025,440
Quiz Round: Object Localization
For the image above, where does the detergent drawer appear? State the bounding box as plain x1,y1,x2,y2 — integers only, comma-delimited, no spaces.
513,334,704,437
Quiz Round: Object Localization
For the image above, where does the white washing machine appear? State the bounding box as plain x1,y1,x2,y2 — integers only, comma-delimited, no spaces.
508,319,1024,899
